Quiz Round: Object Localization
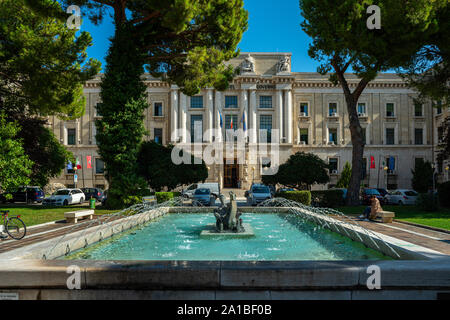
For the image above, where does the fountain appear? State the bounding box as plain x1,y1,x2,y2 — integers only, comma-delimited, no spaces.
200,191,255,238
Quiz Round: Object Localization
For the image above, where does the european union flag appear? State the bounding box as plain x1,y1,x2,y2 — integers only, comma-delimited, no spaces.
219,110,223,128
67,161,73,170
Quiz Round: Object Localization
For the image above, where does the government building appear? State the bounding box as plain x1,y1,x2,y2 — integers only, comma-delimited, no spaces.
47,53,450,191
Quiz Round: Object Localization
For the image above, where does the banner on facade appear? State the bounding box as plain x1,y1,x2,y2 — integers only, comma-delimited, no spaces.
370,156,376,169
87,156,92,169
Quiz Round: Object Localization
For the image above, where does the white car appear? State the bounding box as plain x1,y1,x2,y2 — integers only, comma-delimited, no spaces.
384,189,419,205
43,188,86,206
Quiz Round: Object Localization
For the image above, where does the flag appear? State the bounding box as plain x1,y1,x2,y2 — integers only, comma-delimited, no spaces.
75,157,81,170
86,156,92,169
219,110,223,128
67,161,73,170
388,156,395,170
230,116,233,130
370,156,375,169
240,111,247,131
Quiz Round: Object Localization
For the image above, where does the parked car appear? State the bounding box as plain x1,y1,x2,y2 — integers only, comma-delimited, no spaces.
182,183,220,198
0,186,44,204
43,188,85,206
376,188,389,197
384,189,419,205
192,188,215,206
101,190,108,206
276,187,296,193
267,185,276,197
81,187,105,202
246,184,272,206
361,188,385,205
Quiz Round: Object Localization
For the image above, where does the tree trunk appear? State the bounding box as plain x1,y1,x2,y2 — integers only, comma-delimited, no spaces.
345,96,365,206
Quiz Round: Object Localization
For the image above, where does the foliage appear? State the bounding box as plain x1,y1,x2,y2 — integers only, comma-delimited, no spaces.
137,141,208,192
0,0,100,119
276,191,312,206
299,0,444,205
311,190,346,208
262,152,329,190
0,115,33,199
336,162,352,188
411,159,434,193
437,182,450,208
416,193,439,212
437,116,450,165
155,192,181,204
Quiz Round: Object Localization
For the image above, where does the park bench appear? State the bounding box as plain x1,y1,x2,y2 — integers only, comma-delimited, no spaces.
142,196,157,205
64,210,94,224
377,211,395,223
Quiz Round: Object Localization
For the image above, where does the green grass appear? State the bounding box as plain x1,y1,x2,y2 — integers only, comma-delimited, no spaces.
0,204,119,227
336,205,450,231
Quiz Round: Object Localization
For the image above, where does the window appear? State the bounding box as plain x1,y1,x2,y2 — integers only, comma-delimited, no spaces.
154,128,163,144
95,158,105,174
414,102,423,117
386,128,395,145
357,103,366,115
94,103,102,117
190,96,203,109
225,95,238,109
329,158,338,172
225,114,238,142
259,96,272,108
299,128,308,144
154,102,163,116
67,128,76,145
329,128,337,144
414,128,423,145
386,157,396,173
361,127,367,144
386,103,395,117
300,103,309,116
328,103,337,116
259,115,272,142
190,115,203,143
67,166,75,174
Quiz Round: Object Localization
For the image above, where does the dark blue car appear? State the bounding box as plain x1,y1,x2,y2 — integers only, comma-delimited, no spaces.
0,186,45,204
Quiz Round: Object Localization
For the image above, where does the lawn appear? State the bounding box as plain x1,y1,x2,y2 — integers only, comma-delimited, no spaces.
336,205,450,231
0,204,119,227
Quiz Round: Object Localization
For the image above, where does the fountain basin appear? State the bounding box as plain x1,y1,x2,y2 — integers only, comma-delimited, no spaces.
200,223,255,238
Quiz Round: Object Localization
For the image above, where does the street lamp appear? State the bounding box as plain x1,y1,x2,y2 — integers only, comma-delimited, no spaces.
431,162,436,192
383,166,388,188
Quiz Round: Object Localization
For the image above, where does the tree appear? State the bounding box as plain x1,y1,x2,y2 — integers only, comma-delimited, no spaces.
0,115,33,198
337,162,352,188
299,0,444,205
1,0,100,118
411,159,433,193
262,152,329,190
32,0,248,208
137,141,208,191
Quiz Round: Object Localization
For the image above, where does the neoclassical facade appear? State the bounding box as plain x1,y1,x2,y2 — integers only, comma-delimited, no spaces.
47,53,449,190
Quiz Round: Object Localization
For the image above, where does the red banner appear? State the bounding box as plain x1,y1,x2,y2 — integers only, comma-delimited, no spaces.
370,156,376,169
86,156,92,169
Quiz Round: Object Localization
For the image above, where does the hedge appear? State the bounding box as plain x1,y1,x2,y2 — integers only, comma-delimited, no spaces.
155,192,181,203
276,191,311,206
438,182,450,208
310,190,345,208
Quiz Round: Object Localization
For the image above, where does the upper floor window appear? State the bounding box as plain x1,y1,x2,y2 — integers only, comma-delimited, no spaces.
386,103,395,117
259,96,272,109
225,114,238,141
435,101,443,114
95,158,105,174
154,102,163,116
357,103,367,115
299,128,308,144
328,103,337,116
386,128,395,145
67,128,76,145
414,128,423,145
225,95,238,109
190,96,203,109
259,115,272,143
329,158,338,172
414,102,423,117
328,128,338,144
300,103,309,116
190,115,203,143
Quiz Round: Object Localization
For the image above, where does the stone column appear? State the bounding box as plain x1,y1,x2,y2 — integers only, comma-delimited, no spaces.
285,89,293,144
206,88,214,142
180,92,187,143
277,90,284,143
170,86,179,143
249,90,257,143
215,91,222,142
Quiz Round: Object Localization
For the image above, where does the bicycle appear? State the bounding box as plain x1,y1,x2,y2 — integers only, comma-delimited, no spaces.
0,210,26,240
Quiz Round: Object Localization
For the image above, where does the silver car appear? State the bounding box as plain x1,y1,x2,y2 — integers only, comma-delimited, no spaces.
246,184,272,206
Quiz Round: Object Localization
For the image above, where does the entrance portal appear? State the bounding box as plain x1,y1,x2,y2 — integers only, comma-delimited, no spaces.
224,160,239,188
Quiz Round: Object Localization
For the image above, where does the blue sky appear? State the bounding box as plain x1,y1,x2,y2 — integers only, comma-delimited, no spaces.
79,0,320,73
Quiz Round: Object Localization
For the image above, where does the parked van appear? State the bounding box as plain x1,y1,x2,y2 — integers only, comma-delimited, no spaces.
182,183,220,198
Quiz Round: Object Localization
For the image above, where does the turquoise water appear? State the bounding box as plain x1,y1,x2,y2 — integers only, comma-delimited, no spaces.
65,213,390,261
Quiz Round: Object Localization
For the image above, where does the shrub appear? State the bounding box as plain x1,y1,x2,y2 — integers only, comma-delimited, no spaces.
310,190,345,208
437,182,450,208
276,191,311,206
416,193,439,212
155,192,181,203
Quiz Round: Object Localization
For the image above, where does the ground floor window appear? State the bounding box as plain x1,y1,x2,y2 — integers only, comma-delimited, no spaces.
299,128,308,144
95,158,105,174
